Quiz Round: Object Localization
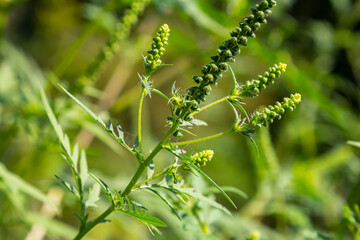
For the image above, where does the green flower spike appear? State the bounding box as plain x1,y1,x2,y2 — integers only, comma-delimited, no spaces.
250,93,302,128
178,0,277,117
190,150,214,167
145,24,170,76
233,62,287,97
81,0,150,82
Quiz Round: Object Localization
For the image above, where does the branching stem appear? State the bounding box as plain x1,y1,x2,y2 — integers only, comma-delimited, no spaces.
74,205,115,240
138,87,147,152
192,96,229,116
132,168,169,190
171,129,233,146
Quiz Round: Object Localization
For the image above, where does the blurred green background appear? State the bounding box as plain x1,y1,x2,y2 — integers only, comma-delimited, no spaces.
1,0,360,239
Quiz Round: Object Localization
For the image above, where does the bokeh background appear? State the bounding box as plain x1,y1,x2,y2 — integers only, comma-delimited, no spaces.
1,0,360,239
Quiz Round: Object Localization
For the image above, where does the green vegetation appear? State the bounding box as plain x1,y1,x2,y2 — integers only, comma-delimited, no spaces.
1,0,360,239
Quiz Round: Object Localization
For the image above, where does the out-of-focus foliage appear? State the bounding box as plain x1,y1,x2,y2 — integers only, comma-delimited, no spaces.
0,0,360,239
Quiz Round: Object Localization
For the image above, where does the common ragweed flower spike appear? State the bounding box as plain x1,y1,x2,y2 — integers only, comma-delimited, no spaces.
250,93,301,128
176,0,277,118
233,62,287,97
80,0,150,83
145,24,170,76
190,150,214,167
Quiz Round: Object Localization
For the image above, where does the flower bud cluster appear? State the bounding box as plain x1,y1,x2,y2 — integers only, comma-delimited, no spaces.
145,24,170,74
233,62,287,97
190,150,214,167
250,93,301,128
175,0,277,120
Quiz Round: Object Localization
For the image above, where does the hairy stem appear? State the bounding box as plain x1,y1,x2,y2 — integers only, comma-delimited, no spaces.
121,122,180,196
138,87,146,152
133,168,169,190
74,205,115,240
171,129,233,146
192,96,229,116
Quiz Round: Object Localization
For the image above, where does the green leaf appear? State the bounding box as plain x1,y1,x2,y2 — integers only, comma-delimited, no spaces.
348,141,360,148
183,159,237,209
59,84,132,152
146,160,155,179
152,63,173,72
178,127,197,136
143,187,181,220
114,196,167,228
232,101,250,123
61,154,76,174
181,119,207,127
144,223,162,236
55,175,80,199
85,183,101,208
133,136,139,149
140,74,152,97
247,135,259,157
229,65,238,87
151,88,170,102
180,188,231,216
79,150,88,187
72,144,79,172
227,100,239,122
58,84,98,121
207,186,248,199
89,172,114,203
116,122,125,141
39,87,64,144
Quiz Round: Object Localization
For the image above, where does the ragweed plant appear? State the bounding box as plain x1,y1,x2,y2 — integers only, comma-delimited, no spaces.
42,0,301,238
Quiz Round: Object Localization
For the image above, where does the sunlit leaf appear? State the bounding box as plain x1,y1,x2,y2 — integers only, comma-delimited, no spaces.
182,159,237,209
85,183,101,208
89,172,114,202
143,187,181,220
55,175,80,199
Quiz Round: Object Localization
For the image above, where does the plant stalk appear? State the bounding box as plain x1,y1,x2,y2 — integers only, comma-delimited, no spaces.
171,129,233,146
137,87,146,152
121,122,180,196
74,205,115,240
192,96,229,116
74,102,188,239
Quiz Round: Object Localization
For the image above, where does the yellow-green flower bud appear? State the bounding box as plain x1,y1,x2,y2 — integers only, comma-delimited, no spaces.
190,150,214,167
250,93,301,128
145,24,170,75
236,62,287,98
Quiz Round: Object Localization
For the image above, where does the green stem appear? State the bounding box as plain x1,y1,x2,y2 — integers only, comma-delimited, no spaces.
132,168,169,190
192,96,229,116
72,126,176,239
74,205,115,240
74,106,189,239
121,122,180,196
138,87,146,152
171,129,233,146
